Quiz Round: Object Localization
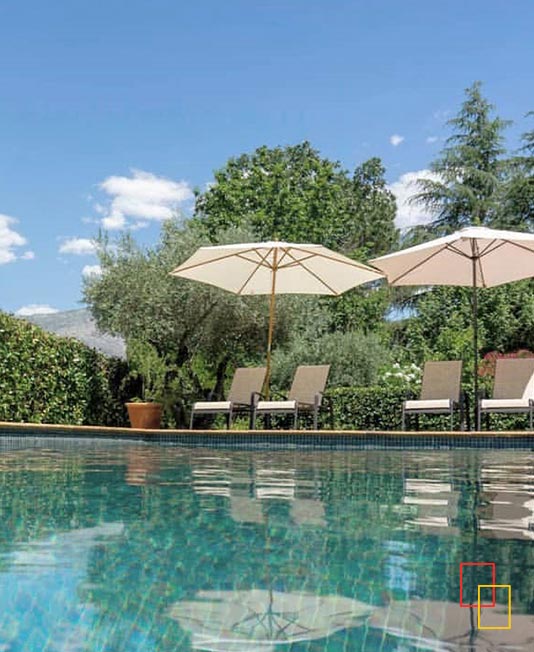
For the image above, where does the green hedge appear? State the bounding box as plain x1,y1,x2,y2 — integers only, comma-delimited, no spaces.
324,385,533,431
324,386,408,430
0,311,130,426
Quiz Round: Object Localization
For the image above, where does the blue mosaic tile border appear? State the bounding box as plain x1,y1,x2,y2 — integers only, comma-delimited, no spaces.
2,428,534,450
150,433,534,450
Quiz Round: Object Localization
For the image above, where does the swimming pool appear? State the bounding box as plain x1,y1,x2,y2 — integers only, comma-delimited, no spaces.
0,437,533,651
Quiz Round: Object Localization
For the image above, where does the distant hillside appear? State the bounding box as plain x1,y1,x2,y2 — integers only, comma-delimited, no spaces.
23,309,126,359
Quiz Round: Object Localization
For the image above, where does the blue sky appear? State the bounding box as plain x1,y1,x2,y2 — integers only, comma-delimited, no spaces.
1,0,533,315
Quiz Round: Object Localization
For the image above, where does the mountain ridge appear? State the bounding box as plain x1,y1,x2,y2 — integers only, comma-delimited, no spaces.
22,308,126,359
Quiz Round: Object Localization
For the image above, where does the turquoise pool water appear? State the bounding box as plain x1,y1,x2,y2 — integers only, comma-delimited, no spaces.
0,437,533,651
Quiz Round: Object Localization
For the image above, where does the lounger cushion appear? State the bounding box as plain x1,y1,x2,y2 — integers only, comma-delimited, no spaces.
404,399,452,411
192,401,232,412
256,400,297,412
480,398,533,410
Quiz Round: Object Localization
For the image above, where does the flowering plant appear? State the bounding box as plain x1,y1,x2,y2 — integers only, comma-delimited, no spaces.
379,362,422,390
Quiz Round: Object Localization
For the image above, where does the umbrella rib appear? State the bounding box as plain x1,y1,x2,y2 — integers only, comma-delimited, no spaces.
284,249,341,295
289,245,380,273
477,239,504,257
443,243,472,259
276,248,292,266
389,244,451,284
236,247,274,295
277,253,317,269
172,247,261,274
235,252,274,269
476,255,487,288
503,239,534,257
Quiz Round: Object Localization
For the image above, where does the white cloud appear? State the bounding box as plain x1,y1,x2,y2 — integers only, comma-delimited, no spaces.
21,250,35,260
426,136,439,144
97,169,193,230
82,264,102,278
389,134,404,147
0,214,28,264
389,169,441,230
16,304,59,316
59,237,96,256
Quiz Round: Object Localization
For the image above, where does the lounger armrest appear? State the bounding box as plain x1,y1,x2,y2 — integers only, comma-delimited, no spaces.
314,392,324,409
250,391,264,407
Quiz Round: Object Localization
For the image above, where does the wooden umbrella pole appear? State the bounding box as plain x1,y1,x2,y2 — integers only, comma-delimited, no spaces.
264,249,278,400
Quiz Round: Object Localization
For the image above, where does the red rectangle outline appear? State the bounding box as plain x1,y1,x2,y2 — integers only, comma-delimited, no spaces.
460,562,496,607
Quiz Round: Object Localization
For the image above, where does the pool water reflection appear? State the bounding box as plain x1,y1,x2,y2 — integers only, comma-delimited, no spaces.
0,437,533,651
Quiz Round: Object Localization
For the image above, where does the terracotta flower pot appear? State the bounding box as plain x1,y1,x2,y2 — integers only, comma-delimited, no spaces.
126,402,163,429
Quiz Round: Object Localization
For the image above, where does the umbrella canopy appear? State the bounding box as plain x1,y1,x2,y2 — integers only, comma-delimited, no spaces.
370,597,534,651
167,589,373,651
171,241,382,395
370,226,534,428
171,241,381,295
370,226,534,288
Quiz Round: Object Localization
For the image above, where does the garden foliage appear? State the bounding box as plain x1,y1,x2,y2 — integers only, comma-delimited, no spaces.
0,312,129,425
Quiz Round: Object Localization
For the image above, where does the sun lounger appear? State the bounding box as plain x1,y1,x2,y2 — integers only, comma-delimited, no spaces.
190,367,266,429
478,358,534,430
402,360,463,430
252,365,330,430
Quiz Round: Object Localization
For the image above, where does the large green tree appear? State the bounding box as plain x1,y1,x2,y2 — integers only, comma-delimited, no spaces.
413,81,510,234
194,142,398,258
194,142,397,335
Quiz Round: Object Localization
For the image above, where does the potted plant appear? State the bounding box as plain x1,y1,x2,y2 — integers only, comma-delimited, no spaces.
125,338,167,429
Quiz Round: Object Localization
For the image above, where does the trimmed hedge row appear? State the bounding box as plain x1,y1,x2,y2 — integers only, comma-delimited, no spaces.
323,386,532,431
0,311,130,426
323,386,407,430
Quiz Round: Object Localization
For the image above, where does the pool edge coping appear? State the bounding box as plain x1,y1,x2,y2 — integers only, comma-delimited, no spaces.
1,420,534,439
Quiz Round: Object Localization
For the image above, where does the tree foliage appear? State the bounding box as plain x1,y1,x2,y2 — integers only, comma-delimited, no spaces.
498,112,534,230
0,311,129,425
271,329,391,391
413,81,511,233
84,220,303,425
399,281,534,374
194,142,398,334
398,84,534,377
194,142,398,258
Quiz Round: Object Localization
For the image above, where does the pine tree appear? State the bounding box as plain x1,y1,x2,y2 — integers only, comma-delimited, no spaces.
413,81,511,234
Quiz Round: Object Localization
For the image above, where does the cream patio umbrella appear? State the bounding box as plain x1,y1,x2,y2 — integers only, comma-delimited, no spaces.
170,241,382,396
370,226,534,429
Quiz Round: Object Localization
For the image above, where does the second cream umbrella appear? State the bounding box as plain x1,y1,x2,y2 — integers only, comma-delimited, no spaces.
371,226,534,428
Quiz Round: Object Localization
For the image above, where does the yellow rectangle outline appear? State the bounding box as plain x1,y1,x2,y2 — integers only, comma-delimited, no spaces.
477,584,511,630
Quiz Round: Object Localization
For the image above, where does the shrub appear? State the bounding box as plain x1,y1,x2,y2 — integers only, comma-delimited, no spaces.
271,330,390,391
0,311,129,426
323,385,408,430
